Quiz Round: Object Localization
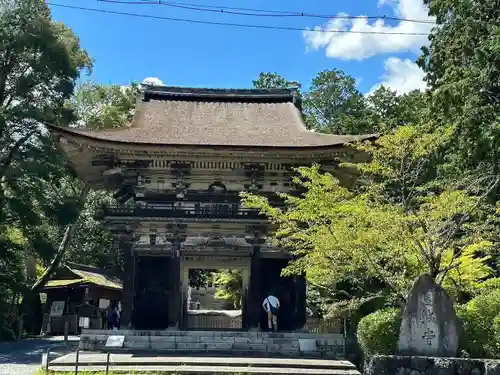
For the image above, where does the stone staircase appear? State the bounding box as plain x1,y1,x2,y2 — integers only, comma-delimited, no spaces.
190,286,228,310
79,329,346,358
48,353,361,374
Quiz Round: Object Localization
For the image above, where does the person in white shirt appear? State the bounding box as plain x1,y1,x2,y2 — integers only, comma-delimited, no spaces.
262,292,280,332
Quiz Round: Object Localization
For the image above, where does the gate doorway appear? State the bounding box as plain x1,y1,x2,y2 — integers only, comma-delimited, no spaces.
180,256,250,330
133,256,170,330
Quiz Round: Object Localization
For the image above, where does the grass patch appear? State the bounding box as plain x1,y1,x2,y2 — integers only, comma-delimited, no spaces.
37,371,248,375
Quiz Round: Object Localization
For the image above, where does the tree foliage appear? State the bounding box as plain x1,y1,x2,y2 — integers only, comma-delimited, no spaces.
419,0,500,197
252,72,288,89
213,269,243,309
241,128,496,316
68,81,139,130
303,69,372,134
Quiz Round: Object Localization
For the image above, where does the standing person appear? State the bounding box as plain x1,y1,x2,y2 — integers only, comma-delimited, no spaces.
114,304,121,330
106,304,117,330
262,292,280,332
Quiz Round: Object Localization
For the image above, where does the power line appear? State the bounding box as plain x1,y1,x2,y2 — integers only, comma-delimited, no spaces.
48,2,430,35
99,0,434,24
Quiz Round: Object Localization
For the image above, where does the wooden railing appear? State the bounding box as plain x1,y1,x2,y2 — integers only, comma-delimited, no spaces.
187,314,242,330
100,205,264,221
304,317,343,334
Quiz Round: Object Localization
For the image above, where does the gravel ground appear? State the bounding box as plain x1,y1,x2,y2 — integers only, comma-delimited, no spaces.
0,336,79,375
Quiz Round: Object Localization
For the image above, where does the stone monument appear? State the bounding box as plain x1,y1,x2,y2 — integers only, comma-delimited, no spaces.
397,274,460,357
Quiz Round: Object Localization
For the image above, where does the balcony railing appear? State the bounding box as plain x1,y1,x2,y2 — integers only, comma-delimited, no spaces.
99,204,264,221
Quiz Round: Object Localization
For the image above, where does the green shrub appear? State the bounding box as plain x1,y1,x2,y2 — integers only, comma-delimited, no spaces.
456,289,500,358
357,307,401,356
491,313,500,358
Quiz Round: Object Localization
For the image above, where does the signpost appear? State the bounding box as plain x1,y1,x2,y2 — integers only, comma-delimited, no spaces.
105,335,125,348
104,335,125,375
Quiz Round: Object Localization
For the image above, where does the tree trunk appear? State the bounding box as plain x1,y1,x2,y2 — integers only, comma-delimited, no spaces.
29,185,90,293
21,185,90,335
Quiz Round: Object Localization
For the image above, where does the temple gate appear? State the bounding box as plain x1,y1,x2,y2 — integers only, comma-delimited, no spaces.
47,85,372,332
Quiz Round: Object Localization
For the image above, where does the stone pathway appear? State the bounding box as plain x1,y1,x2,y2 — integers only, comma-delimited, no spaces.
0,336,79,375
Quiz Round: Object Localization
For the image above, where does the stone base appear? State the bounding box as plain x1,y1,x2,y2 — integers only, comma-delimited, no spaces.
365,355,500,375
79,329,345,359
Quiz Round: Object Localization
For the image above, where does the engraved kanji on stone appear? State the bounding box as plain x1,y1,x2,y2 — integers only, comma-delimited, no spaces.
397,274,460,357
422,328,436,346
423,292,432,305
426,307,437,323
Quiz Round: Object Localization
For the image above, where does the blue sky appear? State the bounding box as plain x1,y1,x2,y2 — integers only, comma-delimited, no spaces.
49,0,433,94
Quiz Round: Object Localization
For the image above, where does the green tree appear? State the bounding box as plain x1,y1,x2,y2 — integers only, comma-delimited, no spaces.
303,69,372,134
0,0,93,336
418,0,500,197
68,81,139,130
214,269,243,309
241,128,495,317
367,87,427,133
252,72,288,89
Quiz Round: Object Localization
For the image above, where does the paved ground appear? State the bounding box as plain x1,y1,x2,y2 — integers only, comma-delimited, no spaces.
0,336,79,375
49,353,360,374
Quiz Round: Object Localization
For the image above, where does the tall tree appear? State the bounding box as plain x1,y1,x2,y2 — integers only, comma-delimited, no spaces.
0,0,93,337
252,72,288,89
303,69,372,134
418,0,500,196
68,81,139,130
367,87,427,133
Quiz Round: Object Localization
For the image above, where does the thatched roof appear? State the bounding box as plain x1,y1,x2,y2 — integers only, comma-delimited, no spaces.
42,262,122,291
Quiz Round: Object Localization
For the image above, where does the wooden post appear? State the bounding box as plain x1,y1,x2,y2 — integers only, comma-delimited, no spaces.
43,347,50,371
17,314,23,340
74,348,80,375
119,233,134,328
64,320,69,343
105,352,111,375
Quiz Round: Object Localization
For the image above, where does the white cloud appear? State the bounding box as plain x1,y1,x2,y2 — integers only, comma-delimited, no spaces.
141,77,164,86
368,57,426,95
303,0,434,60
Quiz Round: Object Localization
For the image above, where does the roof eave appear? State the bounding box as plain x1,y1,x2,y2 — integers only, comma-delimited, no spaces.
46,124,378,150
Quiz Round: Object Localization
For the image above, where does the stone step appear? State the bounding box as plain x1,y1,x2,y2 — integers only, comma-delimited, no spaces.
48,364,360,374
49,353,361,374
79,330,345,358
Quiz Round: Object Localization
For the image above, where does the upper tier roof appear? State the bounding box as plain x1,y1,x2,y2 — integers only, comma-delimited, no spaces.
48,85,375,148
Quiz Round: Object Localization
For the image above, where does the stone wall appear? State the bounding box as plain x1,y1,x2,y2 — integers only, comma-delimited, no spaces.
365,355,500,375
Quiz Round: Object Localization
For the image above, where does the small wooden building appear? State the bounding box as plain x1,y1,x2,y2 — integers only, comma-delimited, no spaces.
40,262,122,335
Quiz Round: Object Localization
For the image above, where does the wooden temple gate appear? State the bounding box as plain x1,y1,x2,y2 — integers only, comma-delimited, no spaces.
46,85,372,332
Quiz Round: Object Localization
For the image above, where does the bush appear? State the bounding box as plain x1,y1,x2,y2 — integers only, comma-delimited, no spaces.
492,313,500,358
456,289,500,358
357,307,401,356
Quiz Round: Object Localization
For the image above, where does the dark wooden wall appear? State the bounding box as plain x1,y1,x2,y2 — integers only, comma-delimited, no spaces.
256,258,306,331
132,255,178,330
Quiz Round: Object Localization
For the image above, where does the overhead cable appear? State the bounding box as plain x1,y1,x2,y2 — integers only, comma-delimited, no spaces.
48,2,431,35
98,0,435,24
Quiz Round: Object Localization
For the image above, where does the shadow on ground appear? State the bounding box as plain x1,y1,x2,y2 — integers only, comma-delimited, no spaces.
0,336,79,365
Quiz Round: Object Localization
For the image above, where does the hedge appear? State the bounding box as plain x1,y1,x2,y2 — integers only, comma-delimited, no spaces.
357,307,402,356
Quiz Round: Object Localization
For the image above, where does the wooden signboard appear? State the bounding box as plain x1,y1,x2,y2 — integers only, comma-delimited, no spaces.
49,301,65,317
105,335,125,348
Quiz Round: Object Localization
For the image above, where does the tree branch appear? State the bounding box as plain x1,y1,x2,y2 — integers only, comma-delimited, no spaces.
0,128,38,179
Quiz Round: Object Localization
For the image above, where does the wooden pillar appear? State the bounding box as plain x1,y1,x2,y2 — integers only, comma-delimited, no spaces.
119,230,134,328
295,273,307,330
167,224,186,329
248,245,261,330
170,245,181,328
246,225,266,331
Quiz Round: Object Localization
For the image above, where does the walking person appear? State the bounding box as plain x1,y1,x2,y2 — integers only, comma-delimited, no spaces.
262,291,280,332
